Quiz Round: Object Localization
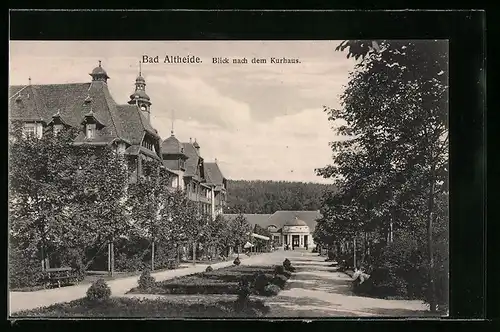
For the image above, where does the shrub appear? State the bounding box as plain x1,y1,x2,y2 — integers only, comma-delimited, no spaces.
234,278,252,312
263,283,281,296
251,272,269,295
138,269,156,290
205,265,213,272
274,265,285,275
283,258,291,269
86,279,111,302
233,257,241,266
327,250,336,261
272,274,288,289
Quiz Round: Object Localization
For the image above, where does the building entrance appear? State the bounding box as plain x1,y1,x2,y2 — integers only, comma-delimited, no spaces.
292,235,299,249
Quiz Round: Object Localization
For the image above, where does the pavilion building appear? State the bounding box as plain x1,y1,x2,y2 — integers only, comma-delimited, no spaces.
224,210,322,250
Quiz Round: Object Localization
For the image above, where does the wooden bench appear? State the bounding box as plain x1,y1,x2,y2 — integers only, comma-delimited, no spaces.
43,267,79,288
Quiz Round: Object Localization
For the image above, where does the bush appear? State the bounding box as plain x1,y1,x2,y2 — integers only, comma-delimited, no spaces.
263,283,281,296
327,250,336,261
272,274,288,289
251,272,269,295
9,245,44,289
205,265,213,272
233,257,241,266
353,226,449,309
138,269,156,290
86,279,111,302
274,265,285,275
283,258,291,269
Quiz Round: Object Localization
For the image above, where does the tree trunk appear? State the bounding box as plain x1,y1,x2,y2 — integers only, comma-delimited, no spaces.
110,241,114,277
390,218,394,243
151,241,155,271
427,165,437,312
40,242,46,272
175,243,181,265
192,242,196,265
107,242,111,275
353,236,357,270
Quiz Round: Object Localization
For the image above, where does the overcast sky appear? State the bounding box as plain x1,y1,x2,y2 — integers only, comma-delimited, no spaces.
9,41,357,184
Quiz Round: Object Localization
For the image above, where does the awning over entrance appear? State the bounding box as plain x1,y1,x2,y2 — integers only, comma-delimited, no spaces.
251,233,270,241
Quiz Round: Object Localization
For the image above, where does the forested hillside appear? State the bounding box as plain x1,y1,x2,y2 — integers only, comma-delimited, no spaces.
225,180,335,214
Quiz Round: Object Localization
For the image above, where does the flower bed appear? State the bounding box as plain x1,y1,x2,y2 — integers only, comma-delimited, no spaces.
11,297,269,318
127,265,283,296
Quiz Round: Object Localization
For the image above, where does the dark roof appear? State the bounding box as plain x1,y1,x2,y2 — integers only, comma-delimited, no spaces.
181,142,201,179
224,214,273,227
9,80,159,151
136,75,145,83
130,89,151,101
204,162,225,186
162,134,185,155
90,64,109,79
225,210,322,233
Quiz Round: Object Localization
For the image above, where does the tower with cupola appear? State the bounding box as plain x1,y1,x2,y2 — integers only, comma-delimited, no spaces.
128,62,152,121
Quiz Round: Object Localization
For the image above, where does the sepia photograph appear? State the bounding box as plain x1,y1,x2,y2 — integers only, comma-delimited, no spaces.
8,39,449,318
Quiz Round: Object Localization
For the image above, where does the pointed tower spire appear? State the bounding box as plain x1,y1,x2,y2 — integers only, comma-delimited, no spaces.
128,61,151,122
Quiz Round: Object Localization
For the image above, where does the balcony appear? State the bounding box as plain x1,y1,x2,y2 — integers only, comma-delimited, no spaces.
187,192,212,204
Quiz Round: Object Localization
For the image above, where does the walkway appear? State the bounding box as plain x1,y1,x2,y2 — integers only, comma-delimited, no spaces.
9,251,282,314
264,251,435,317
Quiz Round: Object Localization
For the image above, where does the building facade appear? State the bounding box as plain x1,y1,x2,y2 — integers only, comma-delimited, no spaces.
224,211,321,250
9,61,226,220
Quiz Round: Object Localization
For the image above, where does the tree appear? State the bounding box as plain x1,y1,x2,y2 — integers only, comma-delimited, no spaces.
253,224,272,252
69,144,130,276
231,214,251,257
204,214,230,259
316,40,448,311
9,124,83,272
128,159,171,270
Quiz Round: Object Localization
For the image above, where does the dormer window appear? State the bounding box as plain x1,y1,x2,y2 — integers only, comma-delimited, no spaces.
23,123,37,138
54,124,63,136
86,123,96,139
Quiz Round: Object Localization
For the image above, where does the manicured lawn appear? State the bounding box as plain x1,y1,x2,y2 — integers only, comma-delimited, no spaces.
11,296,270,318
128,265,281,296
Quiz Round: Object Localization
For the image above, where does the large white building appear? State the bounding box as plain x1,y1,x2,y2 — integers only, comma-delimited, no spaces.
225,211,322,250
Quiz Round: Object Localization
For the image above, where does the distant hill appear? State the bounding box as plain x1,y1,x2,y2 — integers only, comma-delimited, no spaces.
225,179,336,214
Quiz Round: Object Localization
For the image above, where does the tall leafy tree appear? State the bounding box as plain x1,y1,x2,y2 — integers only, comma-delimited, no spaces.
231,214,251,257
69,144,130,275
316,40,448,311
128,159,171,270
9,124,82,270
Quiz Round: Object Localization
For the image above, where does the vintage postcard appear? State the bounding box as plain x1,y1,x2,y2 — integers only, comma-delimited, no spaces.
8,40,449,318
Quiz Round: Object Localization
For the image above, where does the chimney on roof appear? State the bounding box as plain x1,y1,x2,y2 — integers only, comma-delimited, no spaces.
189,137,192,143
28,77,32,85
215,158,218,164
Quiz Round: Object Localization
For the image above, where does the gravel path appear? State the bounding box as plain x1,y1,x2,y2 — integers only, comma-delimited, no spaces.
265,251,437,317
